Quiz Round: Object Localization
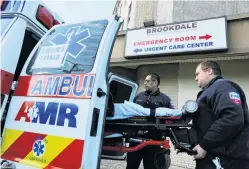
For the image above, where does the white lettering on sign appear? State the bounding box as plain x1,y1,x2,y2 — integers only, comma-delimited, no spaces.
125,17,227,58
33,44,68,69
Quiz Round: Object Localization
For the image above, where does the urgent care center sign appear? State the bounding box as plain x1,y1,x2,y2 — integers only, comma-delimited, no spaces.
124,17,228,58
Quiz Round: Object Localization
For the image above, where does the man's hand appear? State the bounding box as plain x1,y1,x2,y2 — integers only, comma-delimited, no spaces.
192,144,207,159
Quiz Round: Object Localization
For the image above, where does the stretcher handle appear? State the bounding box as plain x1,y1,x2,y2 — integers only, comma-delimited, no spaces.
177,149,197,155
102,140,170,152
105,122,194,128
189,150,198,155
167,128,197,155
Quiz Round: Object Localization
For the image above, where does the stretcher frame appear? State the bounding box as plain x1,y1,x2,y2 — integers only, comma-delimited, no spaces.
103,116,197,155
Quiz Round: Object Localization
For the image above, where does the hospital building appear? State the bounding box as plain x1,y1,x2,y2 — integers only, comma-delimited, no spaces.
109,1,249,168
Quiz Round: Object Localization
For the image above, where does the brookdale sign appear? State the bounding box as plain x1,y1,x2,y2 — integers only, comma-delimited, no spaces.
124,17,228,58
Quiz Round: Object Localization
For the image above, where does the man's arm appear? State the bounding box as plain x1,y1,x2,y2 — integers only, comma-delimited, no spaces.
199,88,245,151
133,95,138,103
168,99,175,109
163,95,175,109
133,92,143,103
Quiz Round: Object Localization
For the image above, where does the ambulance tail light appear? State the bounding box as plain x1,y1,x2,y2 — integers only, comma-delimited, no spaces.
0,0,4,8
36,4,54,29
0,0,7,10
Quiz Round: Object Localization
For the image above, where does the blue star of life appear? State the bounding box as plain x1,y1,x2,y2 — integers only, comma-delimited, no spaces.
49,26,91,59
33,140,45,157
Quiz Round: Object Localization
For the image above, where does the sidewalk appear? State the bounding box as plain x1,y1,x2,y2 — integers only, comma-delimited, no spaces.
100,160,190,169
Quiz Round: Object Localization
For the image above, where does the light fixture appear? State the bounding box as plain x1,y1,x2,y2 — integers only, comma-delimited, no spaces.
143,20,155,27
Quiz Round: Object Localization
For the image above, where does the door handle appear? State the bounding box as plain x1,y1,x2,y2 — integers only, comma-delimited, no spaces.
97,88,106,97
90,108,99,136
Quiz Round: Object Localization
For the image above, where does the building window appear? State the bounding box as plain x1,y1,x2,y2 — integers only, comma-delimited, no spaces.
128,2,132,15
120,22,124,30
127,2,132,28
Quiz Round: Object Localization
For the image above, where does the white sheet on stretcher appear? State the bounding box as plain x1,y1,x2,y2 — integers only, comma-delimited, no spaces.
106,101,183,120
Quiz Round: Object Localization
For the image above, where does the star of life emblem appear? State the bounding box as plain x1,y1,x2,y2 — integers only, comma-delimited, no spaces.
49,26,91,59
27,105,39,121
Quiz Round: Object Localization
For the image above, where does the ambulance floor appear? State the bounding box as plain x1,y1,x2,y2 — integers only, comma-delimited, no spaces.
100,159,190,169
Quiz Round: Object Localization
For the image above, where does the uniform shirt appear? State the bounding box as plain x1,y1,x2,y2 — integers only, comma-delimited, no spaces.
133,89,174,139
194,76,249,159
134,89,175,110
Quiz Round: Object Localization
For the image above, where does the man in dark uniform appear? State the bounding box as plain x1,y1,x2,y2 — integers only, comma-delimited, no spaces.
126,73,174,169
192,61,249,169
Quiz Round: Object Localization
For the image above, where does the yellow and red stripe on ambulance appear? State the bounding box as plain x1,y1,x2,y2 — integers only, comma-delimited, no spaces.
1,128,84,168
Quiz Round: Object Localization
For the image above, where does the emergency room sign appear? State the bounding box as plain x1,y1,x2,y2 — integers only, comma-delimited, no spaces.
124,17,228,58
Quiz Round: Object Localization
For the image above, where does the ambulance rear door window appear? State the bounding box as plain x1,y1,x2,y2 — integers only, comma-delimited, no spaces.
26,20,108,75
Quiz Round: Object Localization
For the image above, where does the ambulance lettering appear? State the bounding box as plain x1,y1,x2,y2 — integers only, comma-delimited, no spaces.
15,101,78,128
29,74,95,98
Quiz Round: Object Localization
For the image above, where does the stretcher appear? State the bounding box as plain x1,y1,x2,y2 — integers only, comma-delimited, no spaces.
103,100,198,163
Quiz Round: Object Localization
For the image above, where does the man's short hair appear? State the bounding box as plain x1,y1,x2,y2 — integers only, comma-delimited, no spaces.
148,73,160,86
199,61,222,76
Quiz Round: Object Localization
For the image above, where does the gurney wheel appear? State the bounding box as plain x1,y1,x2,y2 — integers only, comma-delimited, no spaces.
154,150,171,169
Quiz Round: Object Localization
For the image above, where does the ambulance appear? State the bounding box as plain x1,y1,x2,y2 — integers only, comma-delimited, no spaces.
1,0,64,124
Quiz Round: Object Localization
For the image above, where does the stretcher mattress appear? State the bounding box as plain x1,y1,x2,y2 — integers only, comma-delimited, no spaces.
106,101,183,120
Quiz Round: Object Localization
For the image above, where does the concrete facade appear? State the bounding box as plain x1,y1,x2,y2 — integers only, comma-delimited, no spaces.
178,60,249,108
115,0,249,30
172,1,249,23
113,0,136,30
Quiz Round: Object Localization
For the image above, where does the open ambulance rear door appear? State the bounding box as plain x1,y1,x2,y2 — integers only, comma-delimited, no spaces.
1,16,121,169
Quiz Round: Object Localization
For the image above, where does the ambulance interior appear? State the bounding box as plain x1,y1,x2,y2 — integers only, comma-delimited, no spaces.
102,77,198,162
1,29,40,133
14,30,40,81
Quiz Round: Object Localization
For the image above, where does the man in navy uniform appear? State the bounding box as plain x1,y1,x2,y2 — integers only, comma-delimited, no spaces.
192,61,249,169
126,73,174,169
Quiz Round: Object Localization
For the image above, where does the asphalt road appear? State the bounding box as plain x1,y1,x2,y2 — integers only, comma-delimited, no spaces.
100,159,190,169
